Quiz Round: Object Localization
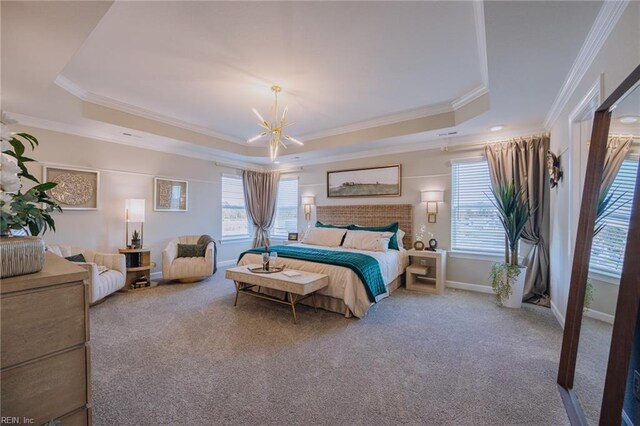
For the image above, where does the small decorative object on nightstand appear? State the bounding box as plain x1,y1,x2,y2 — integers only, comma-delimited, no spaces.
118,248,152,290
406,249,447,294
288,232,299,241
413,241,425,250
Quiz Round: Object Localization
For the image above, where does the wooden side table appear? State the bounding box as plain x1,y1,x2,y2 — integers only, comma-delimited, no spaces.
118,248,151,290
406,249,447,294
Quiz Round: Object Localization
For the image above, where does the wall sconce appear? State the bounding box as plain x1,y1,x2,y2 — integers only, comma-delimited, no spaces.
421,191,444,223
125,198,145,248
301,195,316,221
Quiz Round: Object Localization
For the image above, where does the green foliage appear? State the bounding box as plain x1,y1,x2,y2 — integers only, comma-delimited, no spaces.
584,278,594,311
490,262,522,306
1,132,61,236
594,184,628,237
132,229,140,240
486,182,534,266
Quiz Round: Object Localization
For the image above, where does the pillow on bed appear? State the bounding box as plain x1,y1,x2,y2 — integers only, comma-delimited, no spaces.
349,222,400,250
315,221,350,229
302,227,347,247
342,230,393,252
397,229,406,249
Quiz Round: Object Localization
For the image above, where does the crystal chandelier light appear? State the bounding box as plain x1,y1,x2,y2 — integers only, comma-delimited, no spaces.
247,85,303,161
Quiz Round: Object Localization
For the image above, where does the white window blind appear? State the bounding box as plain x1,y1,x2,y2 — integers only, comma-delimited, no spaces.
451,160,505,254
271,177,299,238
221,175,250,238
589,158,638,277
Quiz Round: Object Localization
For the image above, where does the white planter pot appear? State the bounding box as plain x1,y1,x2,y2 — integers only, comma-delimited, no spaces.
502,265,527,309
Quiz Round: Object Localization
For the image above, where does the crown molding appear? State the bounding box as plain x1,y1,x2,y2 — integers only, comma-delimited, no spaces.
473,0,489,86
543,0,630,130
451,83,488,111
7,111,261,169
54,76,245,144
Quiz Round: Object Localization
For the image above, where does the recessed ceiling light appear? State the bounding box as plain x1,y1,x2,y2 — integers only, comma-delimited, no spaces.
619,116,639,124
490,125,504,132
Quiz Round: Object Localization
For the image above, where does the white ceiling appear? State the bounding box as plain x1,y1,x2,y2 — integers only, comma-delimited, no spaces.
1,1,606,166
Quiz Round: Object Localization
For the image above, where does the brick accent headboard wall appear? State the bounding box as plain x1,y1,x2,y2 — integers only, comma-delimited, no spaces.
316,204,413,248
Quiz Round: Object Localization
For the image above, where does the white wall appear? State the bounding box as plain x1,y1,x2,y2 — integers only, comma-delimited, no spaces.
548,2,640,322
289,147,501,287
16,125,252,274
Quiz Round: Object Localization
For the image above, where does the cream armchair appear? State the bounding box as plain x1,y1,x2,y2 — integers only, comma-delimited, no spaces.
162,236,216,282
46,245,126,304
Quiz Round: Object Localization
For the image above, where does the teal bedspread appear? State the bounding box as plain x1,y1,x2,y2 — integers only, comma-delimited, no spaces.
238,245,386,303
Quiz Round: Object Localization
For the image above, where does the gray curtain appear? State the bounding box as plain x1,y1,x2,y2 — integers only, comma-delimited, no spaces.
242,170,281,248
485,135,550,303
600,137,632,193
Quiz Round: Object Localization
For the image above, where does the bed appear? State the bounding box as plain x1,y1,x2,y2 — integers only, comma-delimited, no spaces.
237,204,412,318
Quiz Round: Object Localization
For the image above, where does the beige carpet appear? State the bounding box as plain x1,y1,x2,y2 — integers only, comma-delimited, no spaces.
90,268,575,425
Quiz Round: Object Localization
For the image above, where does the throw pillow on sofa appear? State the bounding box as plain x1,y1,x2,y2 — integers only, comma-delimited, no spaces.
177,243,206,258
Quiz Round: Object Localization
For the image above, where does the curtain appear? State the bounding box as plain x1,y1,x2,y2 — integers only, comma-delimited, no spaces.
485,135,550,303
242,170,280,248
600,137,632,193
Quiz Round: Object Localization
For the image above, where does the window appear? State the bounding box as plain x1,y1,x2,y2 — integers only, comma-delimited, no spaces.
589,158,639,277
451,159,505,254
271,177,299,238
221,175,250,239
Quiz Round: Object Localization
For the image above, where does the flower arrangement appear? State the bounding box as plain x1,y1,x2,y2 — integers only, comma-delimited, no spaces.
0,113,61,236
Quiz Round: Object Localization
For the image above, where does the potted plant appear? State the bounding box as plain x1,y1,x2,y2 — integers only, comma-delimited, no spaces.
131,229,141,249
487,183,533,308
0,113,61,277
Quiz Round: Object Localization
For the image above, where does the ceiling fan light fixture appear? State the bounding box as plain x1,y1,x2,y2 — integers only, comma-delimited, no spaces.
247,85,302,162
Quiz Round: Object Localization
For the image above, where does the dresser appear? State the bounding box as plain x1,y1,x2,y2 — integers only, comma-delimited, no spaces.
1,253,91,425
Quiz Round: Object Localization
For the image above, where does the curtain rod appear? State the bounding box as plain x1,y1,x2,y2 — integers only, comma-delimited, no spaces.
214,161,302,174
440,133,550,153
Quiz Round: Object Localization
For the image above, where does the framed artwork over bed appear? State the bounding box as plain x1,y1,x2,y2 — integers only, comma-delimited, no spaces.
327,164,401,198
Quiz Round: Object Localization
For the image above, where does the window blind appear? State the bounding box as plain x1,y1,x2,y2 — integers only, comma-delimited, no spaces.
451,160,505,254
221,175,250,238
589,158,638,277
272,177,299,238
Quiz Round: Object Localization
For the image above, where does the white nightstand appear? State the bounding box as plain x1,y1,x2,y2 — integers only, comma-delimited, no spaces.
406,249,447,294
280,240,300,245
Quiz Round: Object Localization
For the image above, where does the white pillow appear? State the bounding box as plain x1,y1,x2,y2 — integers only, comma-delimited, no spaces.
397,229,406,249
301,227,347,247
342,230,393,252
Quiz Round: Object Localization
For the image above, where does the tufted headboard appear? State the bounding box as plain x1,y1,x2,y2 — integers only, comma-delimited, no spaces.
316,204,413,248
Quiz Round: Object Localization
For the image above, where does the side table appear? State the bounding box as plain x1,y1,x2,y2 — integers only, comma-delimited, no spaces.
118,248,152,290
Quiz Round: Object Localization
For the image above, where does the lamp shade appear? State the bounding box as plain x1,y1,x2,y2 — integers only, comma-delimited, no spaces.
421,191,444,203
125,199,145,223
301,195,316,206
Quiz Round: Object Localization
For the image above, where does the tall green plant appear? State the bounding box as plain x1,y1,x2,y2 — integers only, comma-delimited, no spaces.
0,118,61,236
486,183,533,266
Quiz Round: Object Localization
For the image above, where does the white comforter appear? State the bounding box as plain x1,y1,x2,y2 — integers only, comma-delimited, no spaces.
237,243,409,318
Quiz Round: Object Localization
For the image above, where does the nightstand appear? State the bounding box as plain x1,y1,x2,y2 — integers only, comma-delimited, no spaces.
406,249,447,294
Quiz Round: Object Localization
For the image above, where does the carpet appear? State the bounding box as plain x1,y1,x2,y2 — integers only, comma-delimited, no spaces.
90,268,579,425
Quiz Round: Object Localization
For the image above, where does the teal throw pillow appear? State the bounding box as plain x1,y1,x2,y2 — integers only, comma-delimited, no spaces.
177,243,206,258
349,222,400,250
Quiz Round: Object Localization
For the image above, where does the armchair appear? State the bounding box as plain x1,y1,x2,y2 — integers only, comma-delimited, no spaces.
162,235,216,282
46,245,126,304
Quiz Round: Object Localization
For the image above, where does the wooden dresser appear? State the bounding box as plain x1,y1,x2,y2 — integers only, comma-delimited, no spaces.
1,252,92,425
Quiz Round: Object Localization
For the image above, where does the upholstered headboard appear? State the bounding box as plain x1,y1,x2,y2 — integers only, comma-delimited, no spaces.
316,204,413,248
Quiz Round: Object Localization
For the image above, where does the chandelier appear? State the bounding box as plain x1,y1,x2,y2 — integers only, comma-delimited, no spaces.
247,85,303,161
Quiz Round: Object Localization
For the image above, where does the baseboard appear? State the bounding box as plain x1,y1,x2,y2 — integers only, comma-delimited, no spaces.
218,259,237,267
445,280,493,294
584,308,615,324
550,299,565,329
150,271,162,279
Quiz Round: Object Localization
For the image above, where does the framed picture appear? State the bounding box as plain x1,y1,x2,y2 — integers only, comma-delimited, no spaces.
154,178,188,211
43,166,99,210
288,232,299,241
327,164,401,198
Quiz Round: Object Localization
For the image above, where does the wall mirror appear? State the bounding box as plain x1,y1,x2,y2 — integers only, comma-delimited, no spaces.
558,63,640,425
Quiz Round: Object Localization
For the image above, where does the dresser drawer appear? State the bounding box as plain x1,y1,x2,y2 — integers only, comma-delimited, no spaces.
1,346,88,424
1,281,87,368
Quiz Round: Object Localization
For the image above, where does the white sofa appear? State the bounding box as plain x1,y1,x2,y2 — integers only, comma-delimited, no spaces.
47,245,126,304
162,236,216,282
